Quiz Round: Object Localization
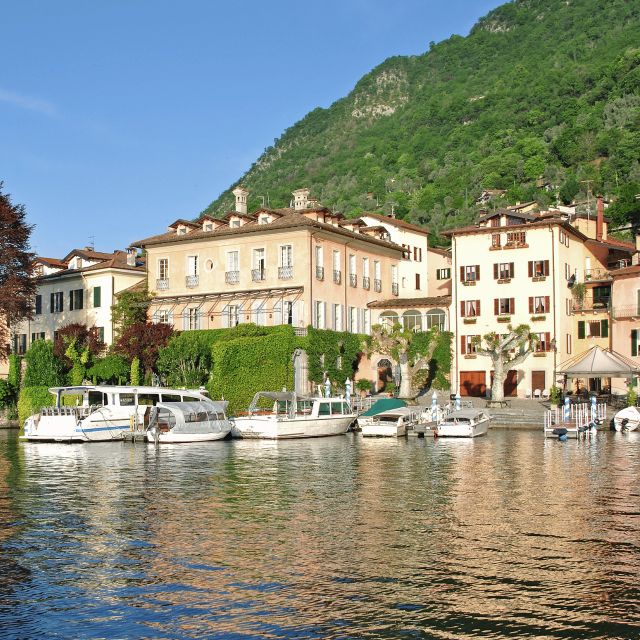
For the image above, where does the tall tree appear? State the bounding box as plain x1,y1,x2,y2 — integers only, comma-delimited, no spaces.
111,285,152,338
115,322,174,379
0,184,36,359
364,324,440,399
474,325,538,401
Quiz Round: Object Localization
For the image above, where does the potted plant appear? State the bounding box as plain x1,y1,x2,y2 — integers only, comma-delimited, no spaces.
627,384,637,408
549,385,561,409
385,382,397,397
355,378,372,398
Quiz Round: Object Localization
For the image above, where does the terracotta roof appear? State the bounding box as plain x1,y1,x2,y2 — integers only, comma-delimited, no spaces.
37,257,67,268
132,209,404,254
168,219,200,229
428,246,451,257
479,208,536,222
611,264,640,278
41,251,145,279
443,217,588,242
368,295,451,309
222,211,257,221
361,212,429,235
61,248,116,262
593,236,636,251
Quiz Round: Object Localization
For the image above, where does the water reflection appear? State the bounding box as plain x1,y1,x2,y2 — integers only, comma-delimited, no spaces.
0,430,638,639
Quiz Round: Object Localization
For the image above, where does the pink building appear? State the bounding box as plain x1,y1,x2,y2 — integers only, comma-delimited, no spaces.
611,264,640,389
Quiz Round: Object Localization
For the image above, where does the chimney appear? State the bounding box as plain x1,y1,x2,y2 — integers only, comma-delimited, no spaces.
232,186,249,215
596,196,604,242
292,188,310,211
127,247,137,267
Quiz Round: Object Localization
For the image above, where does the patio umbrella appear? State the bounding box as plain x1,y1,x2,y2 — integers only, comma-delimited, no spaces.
557,346,640,378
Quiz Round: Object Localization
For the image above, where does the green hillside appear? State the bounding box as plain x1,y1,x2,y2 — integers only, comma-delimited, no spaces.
202,0,640,240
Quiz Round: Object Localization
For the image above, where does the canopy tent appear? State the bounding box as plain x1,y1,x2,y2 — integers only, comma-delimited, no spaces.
359,398,407,417
557,346,640,378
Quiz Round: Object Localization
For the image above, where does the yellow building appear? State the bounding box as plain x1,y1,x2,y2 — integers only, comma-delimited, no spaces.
132,189,405,334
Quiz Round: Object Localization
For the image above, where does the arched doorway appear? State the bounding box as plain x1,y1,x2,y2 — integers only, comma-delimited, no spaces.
376,358,393,392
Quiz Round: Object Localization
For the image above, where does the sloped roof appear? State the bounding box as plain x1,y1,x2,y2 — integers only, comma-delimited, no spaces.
367,296,451,309
557,346,640,377
612,264,640,278
40,251,145,279
361,212,429,235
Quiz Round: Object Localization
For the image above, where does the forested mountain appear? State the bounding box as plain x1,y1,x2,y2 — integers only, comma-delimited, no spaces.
202,0,640,242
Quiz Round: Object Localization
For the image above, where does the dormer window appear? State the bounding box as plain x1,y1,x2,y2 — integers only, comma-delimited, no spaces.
177,227,187,235
230,220,241,228
259,215,269,225
204,223,213,232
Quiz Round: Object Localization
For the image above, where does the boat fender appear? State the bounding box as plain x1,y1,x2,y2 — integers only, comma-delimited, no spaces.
558,433,568,442
552,427,568,436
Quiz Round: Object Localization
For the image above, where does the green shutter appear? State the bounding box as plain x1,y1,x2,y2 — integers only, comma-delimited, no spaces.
578,321,585,339
601,319,609,338
93,286,101,308
632,329,638,357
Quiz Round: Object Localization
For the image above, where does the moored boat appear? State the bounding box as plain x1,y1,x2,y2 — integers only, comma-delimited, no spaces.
21,385,214,442
613,406,640,432
434,409,490,438
147,401,231,443
360,404,419,438
232,391,356,439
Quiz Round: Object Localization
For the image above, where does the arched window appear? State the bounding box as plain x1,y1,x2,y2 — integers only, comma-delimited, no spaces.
425,308,446,331
380,311,399,328
402,310,422,332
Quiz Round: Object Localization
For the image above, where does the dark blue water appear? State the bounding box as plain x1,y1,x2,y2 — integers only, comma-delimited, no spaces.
0,429,639,639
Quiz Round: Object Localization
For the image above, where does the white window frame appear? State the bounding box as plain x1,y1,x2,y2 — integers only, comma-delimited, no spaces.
227,250,239,271
158,258,169,280
187,255,199,276
279,244,293,268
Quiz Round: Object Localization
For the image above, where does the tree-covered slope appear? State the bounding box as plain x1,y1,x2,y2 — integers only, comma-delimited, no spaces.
202,0,640,238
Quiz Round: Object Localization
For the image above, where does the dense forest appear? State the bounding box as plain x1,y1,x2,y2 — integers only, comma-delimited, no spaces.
202,0,640,244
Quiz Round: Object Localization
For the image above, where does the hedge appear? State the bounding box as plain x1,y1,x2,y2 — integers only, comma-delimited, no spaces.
206,325,297,415
0,379,12,409
23,340,65,387
18,386,55,423
304,327,364,386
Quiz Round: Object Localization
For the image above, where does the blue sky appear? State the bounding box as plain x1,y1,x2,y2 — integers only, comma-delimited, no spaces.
0,0,502,257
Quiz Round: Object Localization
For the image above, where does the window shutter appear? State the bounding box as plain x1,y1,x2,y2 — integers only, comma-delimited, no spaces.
544,260,550,275
510,298,515,313
545,296,550,312
528,261,533,278
93,286,101,308
529,297,533,314
460,301,466,317
476,265,480,280
509,263,514,277
50,293,54,312
476,300,481,315
545,332,551,351
78,290,83,310
493,299,498,315
69,291,74,311
460,266,465,282
168,311,174,327
578,321,585,339
460,336,466,355
183,311,189,330
632,329,638,357
493,263,498,279
601,319,609,338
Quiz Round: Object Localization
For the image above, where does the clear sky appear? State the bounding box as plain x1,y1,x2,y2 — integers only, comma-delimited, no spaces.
0,0,503,257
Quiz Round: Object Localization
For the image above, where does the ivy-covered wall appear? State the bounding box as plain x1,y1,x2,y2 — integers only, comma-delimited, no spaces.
410,330,453,391
303,328,364,387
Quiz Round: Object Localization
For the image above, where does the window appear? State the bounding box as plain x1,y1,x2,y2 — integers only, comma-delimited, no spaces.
155,309,172,325
577,320,609,339
494,262,514,280
491,233,501,248
252,300,266,326
565,263,572,281
252,248,266,280
314,301,326,329
529,296,550,314
436,268,451,280
413,247,422,262
535,332,552,352
204,222,213,232
259,215,269,225
158,258,169,280
349,306,357,333
402,244,411,260
31,332,45,343
34,295,42,315
506,231,526,245
283,301,294,326
333,250,341,271
460,300,481,317
460,335,479,355
93,286,101,308
69,289,84,311
332,304,343,331
362,257,370,278
349,254,356,275
280,245,292,267
362,309,371,334
97,327,104,343
528,260,550,278
494,298,515,315
50,291,64,313
559,229,569,247
567,333,572,355
374,261,381,291
415,273,421,290
187,255,198,276
226,305,239,327
185,308,201,331
460,265,480,282
227,251,239,272
230,219,241,228
315,245,323,267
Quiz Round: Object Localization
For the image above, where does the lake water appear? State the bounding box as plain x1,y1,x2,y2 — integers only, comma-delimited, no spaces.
0,429,639,639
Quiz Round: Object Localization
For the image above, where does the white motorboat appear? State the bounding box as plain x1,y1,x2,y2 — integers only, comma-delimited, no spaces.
147,401,231,443
360,406,419,437
232,391,356,439
21,385,215,442
434,408,490,438
613,406,640,432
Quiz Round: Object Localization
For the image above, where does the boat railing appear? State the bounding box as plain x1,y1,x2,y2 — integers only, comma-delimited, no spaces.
40,405,98,418
543,402,606,430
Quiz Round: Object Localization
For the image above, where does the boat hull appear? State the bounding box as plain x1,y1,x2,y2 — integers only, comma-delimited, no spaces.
149,430,231,444
435,418,489,438
21,415,129,443
613,407,640,432
360,422,407,437
232,415,354,439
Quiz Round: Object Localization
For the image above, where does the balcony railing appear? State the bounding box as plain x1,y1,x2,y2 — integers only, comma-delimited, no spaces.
392,283,399,296
362,276,370,290
252,268,266,282
572,297,611,313
349,274,357,287
584,268,612,281
333,270,342,285
225,270,239,284
185,274,199,288
374,279,382,293
278,265,293,280
156,278,169,290
316,266,324,281
613,305,640,319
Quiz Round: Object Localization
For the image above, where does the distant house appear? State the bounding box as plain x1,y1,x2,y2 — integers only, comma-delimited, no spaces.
475,189,507,205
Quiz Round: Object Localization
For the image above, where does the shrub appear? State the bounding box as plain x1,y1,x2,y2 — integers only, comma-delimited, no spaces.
18,386,55,423
8,354,21,390
356,378,372,393
0,379,12,408
130,357,141,386
157,331,217,387
115,322,174,376
88,355,129,384
23,340,65,387
627,384,637,408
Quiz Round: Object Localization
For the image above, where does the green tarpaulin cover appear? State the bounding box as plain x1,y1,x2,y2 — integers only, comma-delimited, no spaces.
359,398,407,417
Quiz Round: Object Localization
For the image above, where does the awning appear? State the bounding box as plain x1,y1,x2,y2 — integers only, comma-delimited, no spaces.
557,346,640,377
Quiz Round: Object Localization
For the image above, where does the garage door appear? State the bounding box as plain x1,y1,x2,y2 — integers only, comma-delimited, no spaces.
460,371,486,397
490,370,518,397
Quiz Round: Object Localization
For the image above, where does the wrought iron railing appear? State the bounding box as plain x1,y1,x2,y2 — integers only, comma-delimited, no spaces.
349,274,357,287
156,278,169,290
278,265,293,280
252,268,266,282
374,279,382,292
584,268,611,281
392,283,399,296
333,269,342,284
316,266,324,280
362,276,370,290
185,275,199,288
225,270,239,284
613,305,640,319
572,297,610,313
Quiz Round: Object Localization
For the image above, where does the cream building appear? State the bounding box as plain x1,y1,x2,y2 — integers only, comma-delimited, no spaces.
132,189,405,335
445,201,636,397
10,248,146,354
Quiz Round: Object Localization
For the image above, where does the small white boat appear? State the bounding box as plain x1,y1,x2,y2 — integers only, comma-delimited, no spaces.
147,401,232,443
434,409,490,438
613,406,640,432
360,406,419,437
21,385,215,442
232,391,356,439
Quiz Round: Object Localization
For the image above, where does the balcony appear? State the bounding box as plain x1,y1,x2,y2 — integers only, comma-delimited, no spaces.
278,265,293,280
333,269,342,285
392,283,399,296
584,268,612,282
613,305,640,320
349,274,357,287
225,270,239,284
316,266,325,281
374,279,382,293
156,278,169,290
252,268,266,282
572,297,610,314
362,276,370,290
185,274,199,288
